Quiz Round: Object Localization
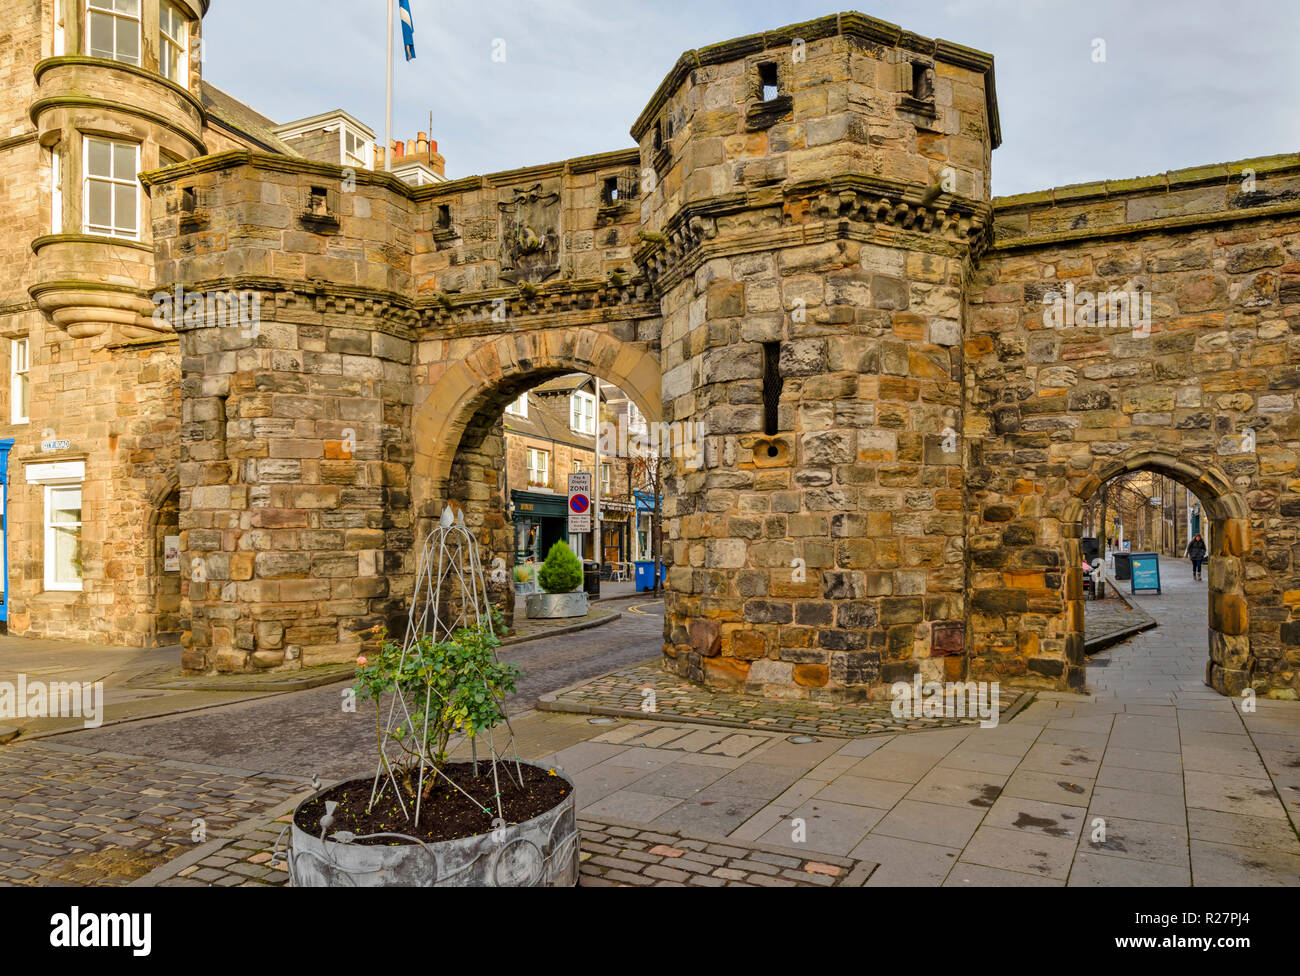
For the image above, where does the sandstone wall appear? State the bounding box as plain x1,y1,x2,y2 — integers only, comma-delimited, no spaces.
971,155,1300,696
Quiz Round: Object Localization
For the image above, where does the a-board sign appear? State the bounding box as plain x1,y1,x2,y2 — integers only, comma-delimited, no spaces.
1129,552,1162,595
567,472,592,533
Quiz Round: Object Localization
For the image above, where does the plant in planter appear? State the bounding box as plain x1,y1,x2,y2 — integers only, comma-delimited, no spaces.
525,540,589,619
280,507,580,887
512,562,537,597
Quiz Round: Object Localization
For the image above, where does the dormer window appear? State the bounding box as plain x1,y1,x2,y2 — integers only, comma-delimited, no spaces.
571,390,596,436
343,128,372,168
86,0,141,66
759,62,780,102
505,393,528,418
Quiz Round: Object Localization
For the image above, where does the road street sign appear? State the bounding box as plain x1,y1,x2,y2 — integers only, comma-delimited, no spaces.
567,472,592,533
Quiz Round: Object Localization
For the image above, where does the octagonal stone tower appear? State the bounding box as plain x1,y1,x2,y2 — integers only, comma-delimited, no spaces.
634,13,1000,699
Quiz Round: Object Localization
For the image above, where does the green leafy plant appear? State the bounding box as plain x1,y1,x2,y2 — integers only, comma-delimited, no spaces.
354,623,520,798
513,563,534,583
538,540,583,594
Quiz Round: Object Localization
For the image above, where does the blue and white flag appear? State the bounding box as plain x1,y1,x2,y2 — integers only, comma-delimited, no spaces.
399,0,416,61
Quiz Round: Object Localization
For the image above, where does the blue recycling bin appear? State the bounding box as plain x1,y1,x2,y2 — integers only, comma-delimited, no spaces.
634,561,662,592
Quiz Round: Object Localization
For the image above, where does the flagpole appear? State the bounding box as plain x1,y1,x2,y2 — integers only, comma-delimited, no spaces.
384,0,393,171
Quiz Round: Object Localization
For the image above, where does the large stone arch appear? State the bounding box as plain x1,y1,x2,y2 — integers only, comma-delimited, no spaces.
407,326,663,623
411,328,662,519
1060,448,1252,695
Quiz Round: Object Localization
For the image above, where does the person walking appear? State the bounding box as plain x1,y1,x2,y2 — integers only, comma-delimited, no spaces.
1185,534,1207,581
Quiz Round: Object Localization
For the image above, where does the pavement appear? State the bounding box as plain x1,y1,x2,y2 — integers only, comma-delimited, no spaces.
1082,584,1157,651
1,562,1297,887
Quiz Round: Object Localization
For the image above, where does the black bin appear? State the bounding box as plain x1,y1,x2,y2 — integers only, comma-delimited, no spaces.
582,561,601,599
1113,552,1132,581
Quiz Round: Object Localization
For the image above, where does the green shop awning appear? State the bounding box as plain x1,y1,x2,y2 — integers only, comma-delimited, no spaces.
510,490,569,519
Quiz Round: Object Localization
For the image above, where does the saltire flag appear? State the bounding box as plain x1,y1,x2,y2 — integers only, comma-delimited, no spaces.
399,0,416,61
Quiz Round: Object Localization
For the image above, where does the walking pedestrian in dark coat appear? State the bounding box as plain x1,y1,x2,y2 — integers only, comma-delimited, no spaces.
1186,534,1207,581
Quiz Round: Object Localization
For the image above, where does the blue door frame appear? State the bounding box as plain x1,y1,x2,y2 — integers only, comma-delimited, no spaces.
0,438,12,622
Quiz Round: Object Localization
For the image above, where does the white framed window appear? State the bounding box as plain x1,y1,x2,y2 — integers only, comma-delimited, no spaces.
83,137,139,239
53,0,66,56
505,393,528,418
342,127,372,169
86,0,140,65
601,462,612,498
11,339,30,425
571,390,596,435
525,448,549,489
50,147,62,234
159,0,188,84
44,483,83,591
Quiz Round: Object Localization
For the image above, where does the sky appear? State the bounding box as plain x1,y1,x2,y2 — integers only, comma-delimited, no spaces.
201,0,1300,197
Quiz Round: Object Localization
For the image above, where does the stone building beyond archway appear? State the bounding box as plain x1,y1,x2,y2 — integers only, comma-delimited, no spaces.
144,12,1300,701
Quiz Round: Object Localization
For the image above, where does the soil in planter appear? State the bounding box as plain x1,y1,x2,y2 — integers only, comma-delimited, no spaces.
294,761,570,845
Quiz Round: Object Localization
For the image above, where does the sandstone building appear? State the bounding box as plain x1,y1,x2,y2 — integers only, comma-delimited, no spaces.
3,7,1298,700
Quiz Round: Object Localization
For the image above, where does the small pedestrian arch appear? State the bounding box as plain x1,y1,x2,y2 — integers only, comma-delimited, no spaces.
1061,449,1252,695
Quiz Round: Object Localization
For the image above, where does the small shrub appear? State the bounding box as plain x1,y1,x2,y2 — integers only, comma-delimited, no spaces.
538,540,583,594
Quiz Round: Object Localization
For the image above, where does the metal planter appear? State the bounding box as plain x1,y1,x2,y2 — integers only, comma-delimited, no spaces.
285,762,579,887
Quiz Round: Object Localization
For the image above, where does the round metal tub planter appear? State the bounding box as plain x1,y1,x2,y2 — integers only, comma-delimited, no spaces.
285,762,579,887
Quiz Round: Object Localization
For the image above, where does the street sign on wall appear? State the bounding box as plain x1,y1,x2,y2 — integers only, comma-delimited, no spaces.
567,472,592,533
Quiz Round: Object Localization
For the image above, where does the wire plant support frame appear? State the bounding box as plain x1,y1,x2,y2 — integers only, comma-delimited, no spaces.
369,506,525,828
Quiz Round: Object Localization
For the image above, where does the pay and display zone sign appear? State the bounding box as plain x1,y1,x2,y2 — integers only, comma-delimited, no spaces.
568,472,592,533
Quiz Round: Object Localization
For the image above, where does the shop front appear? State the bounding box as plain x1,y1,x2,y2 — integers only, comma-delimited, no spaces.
510,490,570,565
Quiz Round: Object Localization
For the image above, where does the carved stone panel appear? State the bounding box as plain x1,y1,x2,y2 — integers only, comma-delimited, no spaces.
498,183,561,284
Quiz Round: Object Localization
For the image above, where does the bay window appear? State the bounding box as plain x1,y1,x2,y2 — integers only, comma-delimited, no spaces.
159,1,189,83
83,137,139,239
86,0,141,65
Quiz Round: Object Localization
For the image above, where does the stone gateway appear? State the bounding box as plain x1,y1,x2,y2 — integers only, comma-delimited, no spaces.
6,7,1300,701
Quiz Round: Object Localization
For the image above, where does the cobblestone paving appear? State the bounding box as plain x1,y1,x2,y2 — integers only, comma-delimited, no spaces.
539,665,1027,737
1083,587,1157,649
0,740,307,886
144,812,877,887
577,818,876,886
